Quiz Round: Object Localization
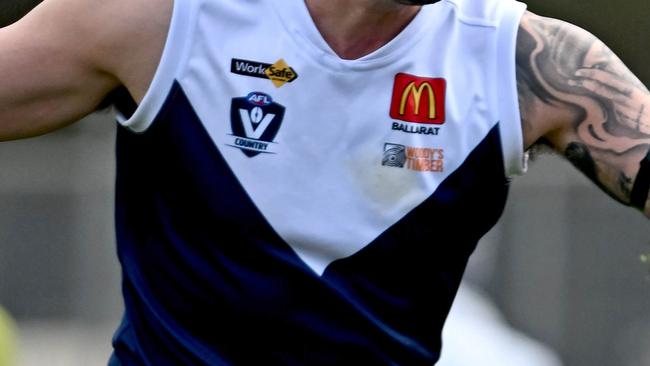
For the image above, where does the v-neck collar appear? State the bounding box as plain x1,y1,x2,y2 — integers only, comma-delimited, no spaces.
271,0,441,71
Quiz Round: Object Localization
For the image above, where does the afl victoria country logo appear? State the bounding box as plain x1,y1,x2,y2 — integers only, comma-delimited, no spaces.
390,73,446,124
228,92,286,157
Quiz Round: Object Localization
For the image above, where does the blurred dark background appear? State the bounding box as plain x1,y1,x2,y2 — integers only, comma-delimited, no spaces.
528,0,650,82
0,0,649,365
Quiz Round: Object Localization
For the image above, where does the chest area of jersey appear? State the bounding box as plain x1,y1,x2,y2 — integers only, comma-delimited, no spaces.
177,48,497,274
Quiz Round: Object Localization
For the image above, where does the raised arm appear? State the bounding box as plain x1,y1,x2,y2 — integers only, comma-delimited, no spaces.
516,11,650,218
0,0,171,141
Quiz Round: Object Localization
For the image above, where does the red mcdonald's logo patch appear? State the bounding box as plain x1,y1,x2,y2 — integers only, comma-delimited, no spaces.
390,73,446,124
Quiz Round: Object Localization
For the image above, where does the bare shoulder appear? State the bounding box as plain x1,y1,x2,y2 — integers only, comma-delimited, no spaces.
13,0,173,73
90,0,174,102
80,0,173,103
514,11,637,147
15,0,172,100
515,11,650,215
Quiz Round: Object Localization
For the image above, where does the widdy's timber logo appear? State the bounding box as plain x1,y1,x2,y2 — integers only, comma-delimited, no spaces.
228,92,285,157
231,58,298,88
390,73,446,136
382,143,444,172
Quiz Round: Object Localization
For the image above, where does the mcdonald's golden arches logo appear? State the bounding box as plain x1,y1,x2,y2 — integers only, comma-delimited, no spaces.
389,73,446,124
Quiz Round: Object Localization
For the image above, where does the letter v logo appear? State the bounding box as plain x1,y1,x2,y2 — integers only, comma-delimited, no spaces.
239,107,276,140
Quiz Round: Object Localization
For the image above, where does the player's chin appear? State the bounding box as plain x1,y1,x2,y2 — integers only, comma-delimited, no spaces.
394,0,440,5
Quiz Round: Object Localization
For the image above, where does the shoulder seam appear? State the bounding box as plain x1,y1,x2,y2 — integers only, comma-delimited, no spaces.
441,0,499,28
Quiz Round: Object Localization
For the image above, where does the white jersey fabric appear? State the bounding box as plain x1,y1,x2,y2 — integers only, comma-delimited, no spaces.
110,0,527,364
118,0,526,274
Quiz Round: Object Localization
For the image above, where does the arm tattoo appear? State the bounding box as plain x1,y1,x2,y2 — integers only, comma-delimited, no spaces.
517,13,650,210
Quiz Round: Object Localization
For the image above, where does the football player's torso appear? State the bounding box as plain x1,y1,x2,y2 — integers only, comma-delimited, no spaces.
111,0,527,364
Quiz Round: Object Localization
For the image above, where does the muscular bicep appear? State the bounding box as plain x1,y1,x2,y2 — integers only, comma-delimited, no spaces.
0,0,121,141
517,12,650,217
0,0,172,141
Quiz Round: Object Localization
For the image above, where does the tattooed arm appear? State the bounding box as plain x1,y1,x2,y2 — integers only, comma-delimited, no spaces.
517,12,650,218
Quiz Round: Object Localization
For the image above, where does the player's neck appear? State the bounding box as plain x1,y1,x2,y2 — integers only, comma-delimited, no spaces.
305,0,421,60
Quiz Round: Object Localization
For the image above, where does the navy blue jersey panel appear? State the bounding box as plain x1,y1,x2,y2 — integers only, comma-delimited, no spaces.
322,123,510,358
113,82,509,365
114,83,427,365
109,316,148,366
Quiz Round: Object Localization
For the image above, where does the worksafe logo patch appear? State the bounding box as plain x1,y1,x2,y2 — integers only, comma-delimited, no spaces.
231,58,299,88
390,73,446,124
382,143,444,172
228,92,285,157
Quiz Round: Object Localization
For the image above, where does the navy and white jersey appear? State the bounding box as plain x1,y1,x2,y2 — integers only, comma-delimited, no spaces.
110,0,527,364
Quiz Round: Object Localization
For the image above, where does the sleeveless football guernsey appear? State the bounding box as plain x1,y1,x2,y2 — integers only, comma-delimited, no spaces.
109,0,527,364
